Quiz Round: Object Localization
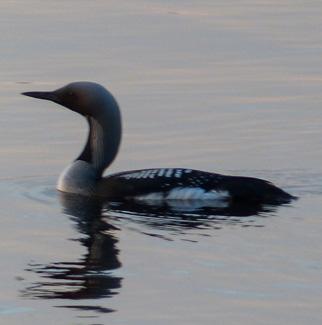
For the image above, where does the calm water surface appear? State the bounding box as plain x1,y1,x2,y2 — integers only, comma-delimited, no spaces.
1,1,322,324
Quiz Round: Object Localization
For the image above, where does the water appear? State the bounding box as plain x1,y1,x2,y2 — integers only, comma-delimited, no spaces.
1,1,322,324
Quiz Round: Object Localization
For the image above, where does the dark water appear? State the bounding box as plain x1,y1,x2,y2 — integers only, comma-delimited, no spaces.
1,1,322,324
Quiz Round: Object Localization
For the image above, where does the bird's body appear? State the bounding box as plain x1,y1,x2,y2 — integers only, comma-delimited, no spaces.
100,168,292,204
22,82,295,205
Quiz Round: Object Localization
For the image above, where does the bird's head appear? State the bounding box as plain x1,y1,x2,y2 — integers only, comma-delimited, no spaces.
22,81,118,118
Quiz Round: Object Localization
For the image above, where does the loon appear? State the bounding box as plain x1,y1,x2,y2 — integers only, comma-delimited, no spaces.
22,82,295,204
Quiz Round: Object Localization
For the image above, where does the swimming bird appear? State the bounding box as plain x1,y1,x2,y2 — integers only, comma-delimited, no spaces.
22,82,295,204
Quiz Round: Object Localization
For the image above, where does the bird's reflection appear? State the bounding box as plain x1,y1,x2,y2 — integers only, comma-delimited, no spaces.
22,194,288,313
104,199,279,232
22,194,122,314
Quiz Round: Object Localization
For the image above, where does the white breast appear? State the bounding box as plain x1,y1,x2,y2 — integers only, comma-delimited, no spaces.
57,160,97,195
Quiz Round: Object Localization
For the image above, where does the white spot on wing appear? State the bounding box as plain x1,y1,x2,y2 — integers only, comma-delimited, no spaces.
140,170,150,178
165,169,173,177
120,168,195,180
149,169,158,178
120,170,153,180
157,169,165,177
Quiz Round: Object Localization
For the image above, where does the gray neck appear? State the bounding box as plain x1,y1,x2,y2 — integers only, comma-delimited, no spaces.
57,95,122,195
77,107,122,177
56,87,122,195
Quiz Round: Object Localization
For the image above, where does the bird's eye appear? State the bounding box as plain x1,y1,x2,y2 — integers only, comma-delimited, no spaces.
68,91,75,97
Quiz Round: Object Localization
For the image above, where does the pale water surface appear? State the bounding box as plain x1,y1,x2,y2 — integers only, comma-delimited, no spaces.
1,1,322,324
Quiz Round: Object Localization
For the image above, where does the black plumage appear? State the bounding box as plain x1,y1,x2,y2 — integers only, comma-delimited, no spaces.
98,168,295,204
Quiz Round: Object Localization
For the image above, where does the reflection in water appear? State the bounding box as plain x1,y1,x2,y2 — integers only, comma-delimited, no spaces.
22,194,122,314
22,191,289,315
104,199,280,232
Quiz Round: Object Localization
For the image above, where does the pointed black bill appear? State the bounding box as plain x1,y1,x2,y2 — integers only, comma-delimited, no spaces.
21,91,58,103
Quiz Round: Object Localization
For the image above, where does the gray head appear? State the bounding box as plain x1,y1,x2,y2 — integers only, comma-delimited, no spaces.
22,82,122,180
22,81,119,118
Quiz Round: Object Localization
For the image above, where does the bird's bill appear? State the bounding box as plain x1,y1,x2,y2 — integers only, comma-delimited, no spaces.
21,91,58,103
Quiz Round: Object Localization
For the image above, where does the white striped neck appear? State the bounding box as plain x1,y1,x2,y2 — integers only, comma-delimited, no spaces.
77,108,121,177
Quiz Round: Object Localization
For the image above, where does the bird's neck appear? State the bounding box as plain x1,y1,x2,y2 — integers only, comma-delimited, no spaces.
78,112,122,176
57,102,122,195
